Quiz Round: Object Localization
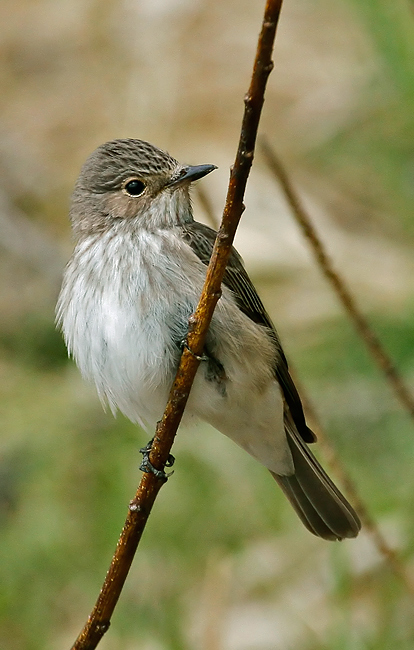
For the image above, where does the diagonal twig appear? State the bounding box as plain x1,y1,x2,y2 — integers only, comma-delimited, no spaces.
260,138,414,422
70,2,284,648
290,367,414,597
261,140,414,594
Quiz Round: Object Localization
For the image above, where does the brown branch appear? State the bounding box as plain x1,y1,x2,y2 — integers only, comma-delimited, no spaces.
291,368,414,597
70,2,284,648
260,138,414,421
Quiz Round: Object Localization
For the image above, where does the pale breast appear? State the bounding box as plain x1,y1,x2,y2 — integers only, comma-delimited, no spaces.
57,223,280,435
57,227,207,424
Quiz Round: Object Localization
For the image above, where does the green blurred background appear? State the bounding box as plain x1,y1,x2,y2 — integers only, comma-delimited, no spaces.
2,0,414,648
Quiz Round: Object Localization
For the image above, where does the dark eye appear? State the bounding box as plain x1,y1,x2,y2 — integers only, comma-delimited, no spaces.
124,179,146,196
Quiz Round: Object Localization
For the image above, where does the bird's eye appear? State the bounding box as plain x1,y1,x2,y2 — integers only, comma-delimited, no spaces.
124,179,146,196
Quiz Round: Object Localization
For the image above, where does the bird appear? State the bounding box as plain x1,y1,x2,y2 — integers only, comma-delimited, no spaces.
56,138,361,541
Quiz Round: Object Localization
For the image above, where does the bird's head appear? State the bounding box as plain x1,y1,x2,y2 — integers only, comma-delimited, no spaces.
70,138,216,237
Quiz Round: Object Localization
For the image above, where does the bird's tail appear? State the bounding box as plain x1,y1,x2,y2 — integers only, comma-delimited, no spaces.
271,418,361,541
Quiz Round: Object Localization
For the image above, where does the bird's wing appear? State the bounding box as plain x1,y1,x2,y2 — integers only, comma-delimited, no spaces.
180,221,315,444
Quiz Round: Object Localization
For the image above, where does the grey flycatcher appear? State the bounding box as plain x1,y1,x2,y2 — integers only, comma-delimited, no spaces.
57,138,360,541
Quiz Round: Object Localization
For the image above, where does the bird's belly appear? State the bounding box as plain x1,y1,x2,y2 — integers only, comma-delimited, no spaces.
79,290,189,426
58,229,292,473
187,355,292,475
76,281,291,472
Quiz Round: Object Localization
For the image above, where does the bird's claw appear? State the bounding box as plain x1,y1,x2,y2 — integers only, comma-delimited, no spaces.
181,338,209,362
139,438,175,481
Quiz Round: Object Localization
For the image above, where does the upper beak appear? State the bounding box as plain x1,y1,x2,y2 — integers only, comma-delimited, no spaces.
167,164,217,187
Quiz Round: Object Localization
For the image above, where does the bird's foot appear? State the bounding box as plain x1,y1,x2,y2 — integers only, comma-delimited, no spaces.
139,438,175,481
180,338,209,362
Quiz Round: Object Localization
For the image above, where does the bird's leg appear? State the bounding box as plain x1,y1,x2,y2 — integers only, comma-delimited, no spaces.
139,437,175,481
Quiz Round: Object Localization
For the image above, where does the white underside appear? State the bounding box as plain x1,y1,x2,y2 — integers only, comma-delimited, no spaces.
57,225,294,476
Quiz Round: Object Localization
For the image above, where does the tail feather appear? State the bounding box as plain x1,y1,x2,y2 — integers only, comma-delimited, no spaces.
271,419,361,541
274,473,341,540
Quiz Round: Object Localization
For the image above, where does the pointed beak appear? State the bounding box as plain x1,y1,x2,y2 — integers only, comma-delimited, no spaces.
167,164,217,187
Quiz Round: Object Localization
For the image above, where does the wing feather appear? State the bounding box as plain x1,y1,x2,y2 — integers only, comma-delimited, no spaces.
180,221,315,444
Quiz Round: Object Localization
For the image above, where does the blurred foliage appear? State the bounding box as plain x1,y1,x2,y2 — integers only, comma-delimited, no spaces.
0,313,69,371
307,0,414,238
2,0,414,649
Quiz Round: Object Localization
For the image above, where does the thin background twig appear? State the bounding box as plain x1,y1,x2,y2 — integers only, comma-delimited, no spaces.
258,138,414,594
260,137,414,422
196,184,219,229
290,367,414,596
70,2,284,648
